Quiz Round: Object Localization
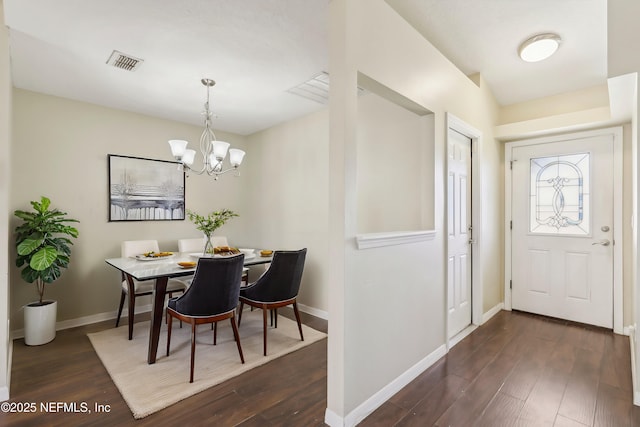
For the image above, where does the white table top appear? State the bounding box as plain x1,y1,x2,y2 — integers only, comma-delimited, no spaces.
105,251,272,281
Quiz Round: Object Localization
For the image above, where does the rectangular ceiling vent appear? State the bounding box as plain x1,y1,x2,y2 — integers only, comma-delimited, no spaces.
287,71,365,104
106,50,143,72
287,71,330,104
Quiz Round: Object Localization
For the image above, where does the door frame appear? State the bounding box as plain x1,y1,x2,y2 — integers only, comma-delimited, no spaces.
504,126,623,334
446,113,484,346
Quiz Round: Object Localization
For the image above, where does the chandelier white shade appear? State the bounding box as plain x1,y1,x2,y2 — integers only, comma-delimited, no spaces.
518,33,561,63
168,79,245,179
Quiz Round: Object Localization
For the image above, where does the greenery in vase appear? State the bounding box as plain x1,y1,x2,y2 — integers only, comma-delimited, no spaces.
14,196,79,305
186,208,238,238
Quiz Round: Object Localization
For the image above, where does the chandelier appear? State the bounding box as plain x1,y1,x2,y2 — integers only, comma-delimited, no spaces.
168,78,245,179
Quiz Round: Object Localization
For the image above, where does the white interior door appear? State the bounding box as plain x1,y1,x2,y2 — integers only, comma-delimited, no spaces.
448,129,472,338
511,134,614,328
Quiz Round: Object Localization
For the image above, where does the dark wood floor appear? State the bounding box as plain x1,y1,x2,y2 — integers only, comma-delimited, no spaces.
2,309,639,426
1,309,328,427
362,311,640,427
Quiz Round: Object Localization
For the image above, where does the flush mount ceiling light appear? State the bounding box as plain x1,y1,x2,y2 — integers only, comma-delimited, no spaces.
518,33,561,62
168,79,245,180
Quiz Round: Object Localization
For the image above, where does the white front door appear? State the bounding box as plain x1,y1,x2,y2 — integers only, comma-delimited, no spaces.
511,134,614,328
448,129,472,338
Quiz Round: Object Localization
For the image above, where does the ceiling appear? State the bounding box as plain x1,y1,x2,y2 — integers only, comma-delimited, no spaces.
3,0,607,136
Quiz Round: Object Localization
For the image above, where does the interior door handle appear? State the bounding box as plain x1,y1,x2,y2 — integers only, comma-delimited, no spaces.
592,239,610,246
468,239,476,244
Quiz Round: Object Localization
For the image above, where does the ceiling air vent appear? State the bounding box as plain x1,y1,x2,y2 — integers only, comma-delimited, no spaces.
106,50,143,71
287,72,330,104
287,71,365,104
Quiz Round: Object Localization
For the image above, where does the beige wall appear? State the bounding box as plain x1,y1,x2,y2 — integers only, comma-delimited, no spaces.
498,84,610,125
356,92,432,233
9,88,330,333
608,0,640,401
9,89,250,330
1,0,12,401
244,108,329,313
328,0,502,419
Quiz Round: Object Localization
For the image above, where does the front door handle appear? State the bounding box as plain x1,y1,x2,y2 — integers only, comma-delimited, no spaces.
592,239,610,246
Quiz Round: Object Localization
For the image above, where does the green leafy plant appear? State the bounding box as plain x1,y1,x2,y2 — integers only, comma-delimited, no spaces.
186,209,238,254
186,209,238,236
14,197,79,305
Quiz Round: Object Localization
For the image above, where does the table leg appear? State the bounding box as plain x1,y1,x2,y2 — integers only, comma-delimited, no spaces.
148,276,168,364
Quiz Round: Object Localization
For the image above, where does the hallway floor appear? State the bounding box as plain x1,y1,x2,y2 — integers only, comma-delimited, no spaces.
362,310,640,426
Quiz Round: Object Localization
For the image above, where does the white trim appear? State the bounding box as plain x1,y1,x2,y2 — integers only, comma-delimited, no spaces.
448,324,477,349
482,303,504,324
325,344,447,427
445,113,484,344
324,408,344,427
355,230,436,250
0,386,8,402
630,326,640,405
298,303,328,320
10,304,153,340
504,126,624,333
624,325,633,337
10,302,329,339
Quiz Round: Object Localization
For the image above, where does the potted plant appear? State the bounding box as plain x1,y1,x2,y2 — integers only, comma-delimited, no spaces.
14,196,79,345
186,208,238,255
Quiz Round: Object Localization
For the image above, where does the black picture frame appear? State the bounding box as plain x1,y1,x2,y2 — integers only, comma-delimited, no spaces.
108,154,185,222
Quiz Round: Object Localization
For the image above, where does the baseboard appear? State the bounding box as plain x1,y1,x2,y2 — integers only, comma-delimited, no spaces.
324,344,447,427
0,386,9,402
482,302,504,324
629,325,640,406
10,302,328,340
449,324,478,349
324,408,343,427
10,304,153,340
298,303,328,320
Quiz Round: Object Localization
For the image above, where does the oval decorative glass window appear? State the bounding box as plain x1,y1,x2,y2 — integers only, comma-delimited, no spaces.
529,153,590,235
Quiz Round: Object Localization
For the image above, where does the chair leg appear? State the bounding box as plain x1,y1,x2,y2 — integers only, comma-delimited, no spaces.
213,322,217,345
262,307,268,356
189,322,197,383
275,308,278,328
237,301,245,326
166,313,173,356
127,292,136,340
293,301,304,341
115,290,126,327
230,316,245,363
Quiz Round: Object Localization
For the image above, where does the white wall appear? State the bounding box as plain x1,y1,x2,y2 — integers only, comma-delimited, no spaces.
0,0,12,401
327,0,501,423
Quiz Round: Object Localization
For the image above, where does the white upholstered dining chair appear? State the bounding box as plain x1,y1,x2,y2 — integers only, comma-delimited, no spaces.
116,240,188,340
177,236,248,285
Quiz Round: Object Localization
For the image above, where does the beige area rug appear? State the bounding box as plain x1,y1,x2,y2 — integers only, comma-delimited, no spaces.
88,309,326,419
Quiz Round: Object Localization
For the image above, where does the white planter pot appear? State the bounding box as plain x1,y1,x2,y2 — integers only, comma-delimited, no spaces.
24,300,57,346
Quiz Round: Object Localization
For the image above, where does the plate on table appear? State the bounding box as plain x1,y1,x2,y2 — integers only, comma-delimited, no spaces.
177,261,197,269
189,253,213,259
135,252,174,261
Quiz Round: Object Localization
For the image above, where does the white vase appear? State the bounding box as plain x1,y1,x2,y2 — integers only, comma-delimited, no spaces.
24,300,57,346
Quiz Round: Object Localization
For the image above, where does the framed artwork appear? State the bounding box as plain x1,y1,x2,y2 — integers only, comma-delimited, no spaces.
108,154,185,221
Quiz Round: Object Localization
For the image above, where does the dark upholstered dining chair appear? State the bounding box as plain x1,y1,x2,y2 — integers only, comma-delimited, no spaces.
237,248,307,356
166,254,245,383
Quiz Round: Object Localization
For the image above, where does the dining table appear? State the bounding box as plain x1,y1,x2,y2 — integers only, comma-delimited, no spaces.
105,251,273,364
